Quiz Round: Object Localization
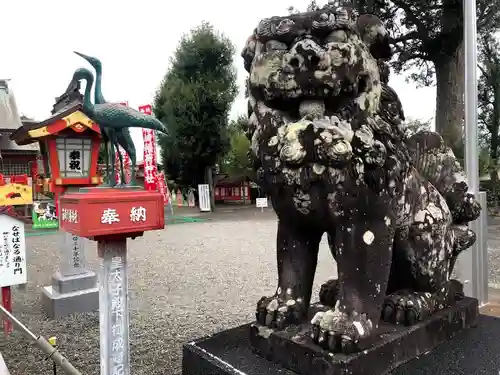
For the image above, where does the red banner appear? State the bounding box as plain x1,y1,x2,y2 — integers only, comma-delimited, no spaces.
114,102,130,185
114,149,121,185
120,146,131,184
142,129,157,190
165,182,171,205
156,172,169,204
140,104,158,191
176,189,183,207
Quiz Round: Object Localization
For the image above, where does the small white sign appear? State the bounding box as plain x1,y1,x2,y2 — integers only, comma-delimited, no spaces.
198,184,211,212
256,198,268,208
0,215,27,287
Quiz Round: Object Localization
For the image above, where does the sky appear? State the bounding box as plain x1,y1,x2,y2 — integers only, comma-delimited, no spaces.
2,0,436,161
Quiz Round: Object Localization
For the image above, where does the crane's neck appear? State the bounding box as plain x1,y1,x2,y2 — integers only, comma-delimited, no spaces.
82,75,96,116
94,65,106,104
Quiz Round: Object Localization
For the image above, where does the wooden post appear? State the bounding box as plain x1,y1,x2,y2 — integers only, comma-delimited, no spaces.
1,287,12,336
0,215,27,336
206,166,215,212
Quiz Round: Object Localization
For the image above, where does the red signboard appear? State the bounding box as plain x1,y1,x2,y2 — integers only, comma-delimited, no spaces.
59,188,164,239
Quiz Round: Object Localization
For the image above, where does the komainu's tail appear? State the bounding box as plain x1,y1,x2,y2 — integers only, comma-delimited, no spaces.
406,131,481,224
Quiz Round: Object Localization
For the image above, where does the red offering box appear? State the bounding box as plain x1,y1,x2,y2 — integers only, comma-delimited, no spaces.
59,188,165,239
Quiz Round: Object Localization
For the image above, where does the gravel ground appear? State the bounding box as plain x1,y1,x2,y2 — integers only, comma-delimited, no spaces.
1,210,500,375
487,221,500,288
0,212,336,375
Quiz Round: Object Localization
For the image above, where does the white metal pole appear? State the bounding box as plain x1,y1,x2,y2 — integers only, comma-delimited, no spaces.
0,304,82,375
464,0,479,192
459,0,488,305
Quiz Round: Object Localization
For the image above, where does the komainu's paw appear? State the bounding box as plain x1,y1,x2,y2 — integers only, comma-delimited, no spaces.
256,295,306,329
447,279,465,301
451,224,477,253
382,290,434,325
319,279,339,307
310,310,373,354
458,193,482,222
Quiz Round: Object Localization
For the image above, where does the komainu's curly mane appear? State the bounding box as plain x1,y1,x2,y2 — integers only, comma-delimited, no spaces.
242,6,414,202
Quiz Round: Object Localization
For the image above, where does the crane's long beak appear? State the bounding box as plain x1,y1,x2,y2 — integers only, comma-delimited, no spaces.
74,51,90,60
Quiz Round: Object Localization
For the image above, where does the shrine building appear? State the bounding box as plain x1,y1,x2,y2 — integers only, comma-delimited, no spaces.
0,80,39,178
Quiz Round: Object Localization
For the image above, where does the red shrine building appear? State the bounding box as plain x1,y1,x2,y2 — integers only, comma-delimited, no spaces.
214,173,255,204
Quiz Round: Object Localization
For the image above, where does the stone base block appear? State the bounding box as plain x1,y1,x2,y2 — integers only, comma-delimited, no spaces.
51,271,97,294
183,297,481,375
41,284,99,318
250,297,478,375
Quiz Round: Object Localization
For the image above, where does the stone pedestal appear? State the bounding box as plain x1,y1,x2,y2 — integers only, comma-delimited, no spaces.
42,232,98,318
183,298,480,375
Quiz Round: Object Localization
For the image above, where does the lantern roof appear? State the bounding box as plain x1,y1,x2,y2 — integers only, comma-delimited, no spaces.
10,82,101,146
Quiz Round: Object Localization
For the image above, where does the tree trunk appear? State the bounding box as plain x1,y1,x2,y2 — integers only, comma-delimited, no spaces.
205,166,215,212
489,135,499,208
434,41,465,159
489,91,500,208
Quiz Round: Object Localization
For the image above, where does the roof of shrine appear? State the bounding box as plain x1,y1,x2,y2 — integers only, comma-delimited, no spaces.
0,81,39,152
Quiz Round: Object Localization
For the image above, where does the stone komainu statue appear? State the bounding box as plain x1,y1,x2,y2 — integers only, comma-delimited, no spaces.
241,4,481,353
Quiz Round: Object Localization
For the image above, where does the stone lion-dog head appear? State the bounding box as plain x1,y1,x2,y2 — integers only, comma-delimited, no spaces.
242,5,408,191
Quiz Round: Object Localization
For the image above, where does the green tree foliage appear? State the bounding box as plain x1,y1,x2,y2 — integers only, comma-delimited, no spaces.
154,22,238,188
221,116,253,178
478,33,500,205
478,34,500,167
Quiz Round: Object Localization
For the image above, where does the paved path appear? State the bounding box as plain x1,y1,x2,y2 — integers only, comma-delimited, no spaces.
1,210,499,375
